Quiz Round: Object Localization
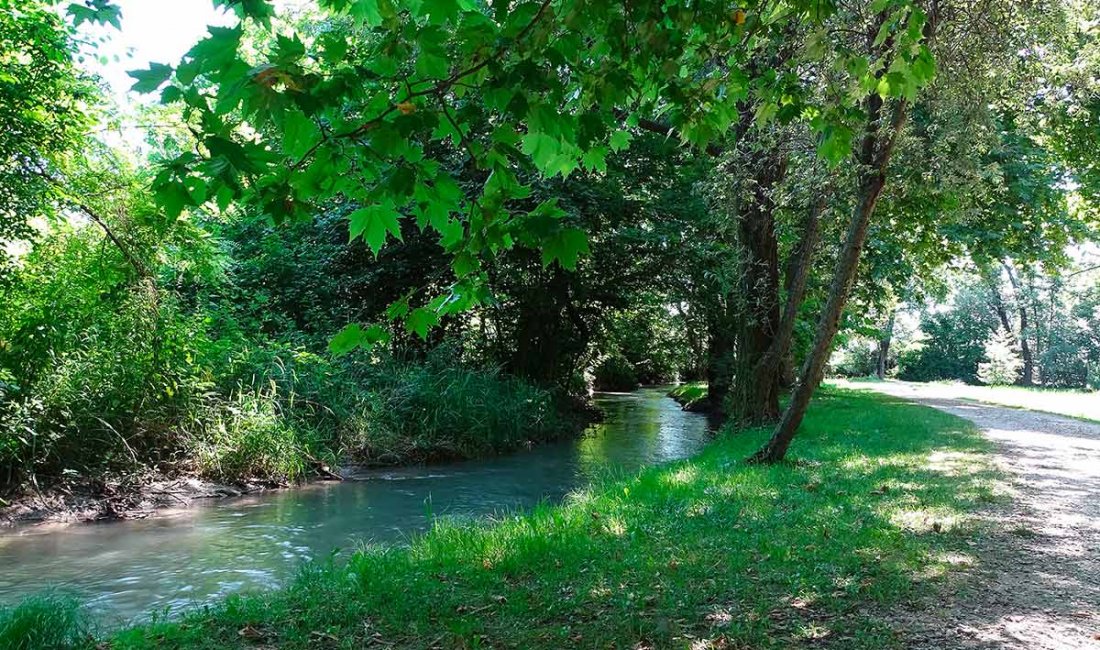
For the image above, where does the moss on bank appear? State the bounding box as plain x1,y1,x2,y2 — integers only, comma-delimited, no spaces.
667,382,708,409
3,388,999,649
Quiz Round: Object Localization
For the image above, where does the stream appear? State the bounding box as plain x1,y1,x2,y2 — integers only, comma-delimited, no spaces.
0,388,710,624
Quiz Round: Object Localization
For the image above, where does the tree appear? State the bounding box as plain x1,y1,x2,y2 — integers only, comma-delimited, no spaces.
136,0,939,353
749,3,937,463
0,1,97,266
978,326,1023,386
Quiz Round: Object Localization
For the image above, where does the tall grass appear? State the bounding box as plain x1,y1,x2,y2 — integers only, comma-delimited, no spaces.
348,348,578,464
0,594,89,650
667,381,708,408
2,339,580,491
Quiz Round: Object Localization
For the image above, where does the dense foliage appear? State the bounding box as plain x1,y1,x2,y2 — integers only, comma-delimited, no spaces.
1,0,1097,492
895,264,1100,389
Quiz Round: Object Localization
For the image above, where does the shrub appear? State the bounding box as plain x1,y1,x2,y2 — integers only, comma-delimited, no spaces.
977,327,1023,386
897,286,998,384
831,338,880,377
0,222,582,493
591,352,640,391
346,347,576,464
189,384,314,483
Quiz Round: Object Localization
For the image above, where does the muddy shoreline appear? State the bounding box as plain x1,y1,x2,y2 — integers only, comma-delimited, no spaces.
1,399,603,530
0,473,327,529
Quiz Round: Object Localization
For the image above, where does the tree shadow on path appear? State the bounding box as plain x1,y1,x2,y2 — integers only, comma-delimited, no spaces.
860,389,1100,650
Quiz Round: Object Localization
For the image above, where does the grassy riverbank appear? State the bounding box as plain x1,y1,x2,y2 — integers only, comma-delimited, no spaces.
667,382,708,409
2,387,1000,649
1,348,584,524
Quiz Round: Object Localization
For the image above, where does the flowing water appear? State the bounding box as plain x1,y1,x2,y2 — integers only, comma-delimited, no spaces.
0,388,710,624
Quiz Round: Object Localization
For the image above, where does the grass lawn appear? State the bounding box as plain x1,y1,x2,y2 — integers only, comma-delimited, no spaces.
667,382,708,408
953,384,1100,422
840,377,1100,423
2,388,1000,649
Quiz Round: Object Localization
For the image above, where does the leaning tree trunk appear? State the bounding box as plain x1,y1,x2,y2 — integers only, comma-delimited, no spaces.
770,193,826,388
749,92,909,464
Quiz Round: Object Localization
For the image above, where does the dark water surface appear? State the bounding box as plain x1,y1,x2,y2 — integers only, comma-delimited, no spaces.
0,388,709,623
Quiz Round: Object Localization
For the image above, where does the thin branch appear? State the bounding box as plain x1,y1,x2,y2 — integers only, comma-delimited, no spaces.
30,167,148,276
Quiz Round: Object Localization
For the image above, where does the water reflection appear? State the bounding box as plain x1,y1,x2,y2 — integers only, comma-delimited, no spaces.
0,388,709,623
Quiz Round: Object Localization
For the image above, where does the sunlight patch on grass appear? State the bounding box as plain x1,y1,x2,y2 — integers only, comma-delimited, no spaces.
663,464,700,486
889,507,962,533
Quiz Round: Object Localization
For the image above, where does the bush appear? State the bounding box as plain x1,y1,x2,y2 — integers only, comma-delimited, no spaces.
0,286,210,485
0,221,582,494
977,327,1023,386
897,286,998,383
831,338,880,377
591,352,640,391
346,347,576,464
189,384,314,483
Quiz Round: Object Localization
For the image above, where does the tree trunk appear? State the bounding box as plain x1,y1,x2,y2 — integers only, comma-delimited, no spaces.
875,310,896,379
779,352,796,389
706,313,737,416
772,193,826,388
1003,262,1034,386
728,150,788,424
985,272,1014,334
749,92,908,464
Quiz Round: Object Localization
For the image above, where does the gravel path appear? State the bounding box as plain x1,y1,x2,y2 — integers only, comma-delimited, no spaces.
854,381,1100,649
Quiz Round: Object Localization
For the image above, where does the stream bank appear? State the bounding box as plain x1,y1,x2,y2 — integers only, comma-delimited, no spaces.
0,388,709,622
1,387,1002,649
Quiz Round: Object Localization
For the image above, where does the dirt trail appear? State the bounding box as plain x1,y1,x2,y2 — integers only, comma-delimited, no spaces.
855,381,1100,649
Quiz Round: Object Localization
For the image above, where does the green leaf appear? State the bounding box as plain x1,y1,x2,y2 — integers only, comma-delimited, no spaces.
68,1,121,28
522,132,561,174
541,227,589,270
128,63,174,94
407,307,438,339
329,323,365,356
215,0,275,23
387,296,410,320
818,125,853,165
348,200,402,254
421,0,462,23
347,0,387,26
438,217,464,248
582,146,608,173
911,45,936,84
283,110,321,159
609,130,633,153
452,251,479,277
160,85,183,103
329,323,390,356
416,51,450,79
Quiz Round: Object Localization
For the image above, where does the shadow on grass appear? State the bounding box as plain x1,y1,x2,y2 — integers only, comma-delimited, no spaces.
6,388,1004,650
854,391,1100,647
